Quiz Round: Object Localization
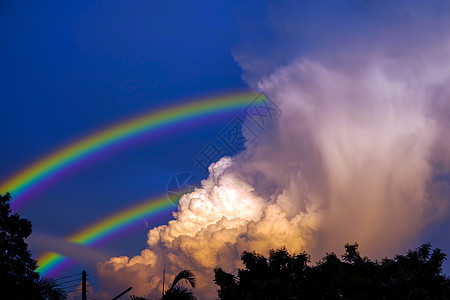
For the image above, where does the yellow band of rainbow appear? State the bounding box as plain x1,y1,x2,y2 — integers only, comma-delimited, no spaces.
0,90,264,209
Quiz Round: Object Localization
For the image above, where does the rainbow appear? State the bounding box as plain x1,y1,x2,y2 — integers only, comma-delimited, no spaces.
0,90,264,209
37,194,178,276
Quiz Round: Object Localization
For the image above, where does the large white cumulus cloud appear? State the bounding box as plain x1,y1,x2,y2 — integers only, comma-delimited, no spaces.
96,158,319,298
95,1,450,299
257,56,449,256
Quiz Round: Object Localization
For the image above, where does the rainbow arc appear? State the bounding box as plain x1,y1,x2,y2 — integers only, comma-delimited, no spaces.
0,90,264,210
37,194,176,276
0,90,265,276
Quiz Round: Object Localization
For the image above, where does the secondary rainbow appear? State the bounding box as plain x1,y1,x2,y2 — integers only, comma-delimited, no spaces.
0,90,264,209
37,194,178,276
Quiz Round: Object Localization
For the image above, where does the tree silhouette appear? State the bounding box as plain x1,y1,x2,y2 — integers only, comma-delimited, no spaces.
37,277,67,300
214,243,450,300
162,270,197,300
0,193,66,299
129,295,148,300
130,269,197,300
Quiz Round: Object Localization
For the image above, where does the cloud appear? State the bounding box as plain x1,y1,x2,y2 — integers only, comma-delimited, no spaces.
96,158,318,298
256,55,450,256
234,0,450,83
94,1,450,299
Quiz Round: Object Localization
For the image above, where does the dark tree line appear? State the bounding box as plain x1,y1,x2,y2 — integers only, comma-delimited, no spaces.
214,243,450,300
0,193,66,300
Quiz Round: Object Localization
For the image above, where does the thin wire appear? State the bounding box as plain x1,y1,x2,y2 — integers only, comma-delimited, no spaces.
57,278,82,285
62,283,82,289
66,288,90,293
55,273,82,280
66,288,87,293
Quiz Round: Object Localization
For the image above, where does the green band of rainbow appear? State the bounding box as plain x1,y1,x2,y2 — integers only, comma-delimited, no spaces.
0,90,264,209
37,194,177,276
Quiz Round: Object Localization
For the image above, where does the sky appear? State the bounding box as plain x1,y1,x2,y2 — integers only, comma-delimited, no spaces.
1,0,264,288
2,1,450,299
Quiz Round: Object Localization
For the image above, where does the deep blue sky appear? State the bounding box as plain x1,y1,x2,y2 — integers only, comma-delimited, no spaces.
2,0,450,291
1,0,266,280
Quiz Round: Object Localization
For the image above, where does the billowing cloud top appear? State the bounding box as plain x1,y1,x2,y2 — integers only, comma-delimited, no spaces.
95,1,450,299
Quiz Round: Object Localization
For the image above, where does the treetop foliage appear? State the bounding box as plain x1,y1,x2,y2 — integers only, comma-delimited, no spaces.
0,193,66,300
214,243,450,300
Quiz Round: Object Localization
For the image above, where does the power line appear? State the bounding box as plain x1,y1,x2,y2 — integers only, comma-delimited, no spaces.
65,288,91,294
57,278,82,285
55,273,82,280
62,283,82,290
